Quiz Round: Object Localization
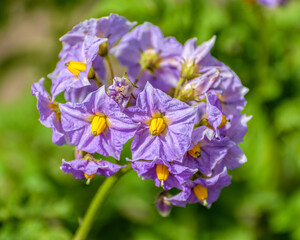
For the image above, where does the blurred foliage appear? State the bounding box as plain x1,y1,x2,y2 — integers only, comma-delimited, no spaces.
0,0,300,239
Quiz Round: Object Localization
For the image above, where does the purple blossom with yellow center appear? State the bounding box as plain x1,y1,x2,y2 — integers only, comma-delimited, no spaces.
180,36,216,80
58,14,136,85
182,126,233,177
31,78,68,146
60,86,138,159
127,82,197,161
131,158,197,190
49,35,107,98
112,22,182,92
178,68,221,101
167,167,231,207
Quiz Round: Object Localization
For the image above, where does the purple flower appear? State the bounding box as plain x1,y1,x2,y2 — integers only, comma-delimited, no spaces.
49,35,106,98
257,0,286,7
61,159,124,180
112,22,182,92
206,92,224,130
131,158,196,190
107,76,134,109
127,82,197,161
219,114,252,144
179,68,221,101
64,80,98,103
212,69,248,115
60,14,136,52
31,78,67,145
167,167,231,207
215,144,247,171
183,126,233,177
60,86,137,159
180,36,216,80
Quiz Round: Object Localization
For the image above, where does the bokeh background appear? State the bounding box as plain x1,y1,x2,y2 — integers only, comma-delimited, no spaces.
1,0,300,239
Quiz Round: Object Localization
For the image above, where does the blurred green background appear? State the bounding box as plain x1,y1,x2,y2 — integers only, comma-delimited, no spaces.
0,0,300,239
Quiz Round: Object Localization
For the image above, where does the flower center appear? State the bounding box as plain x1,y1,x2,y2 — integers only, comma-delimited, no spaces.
181,60,198,80
193,184,208,203
91,115,107,136
188,143,201,158
140,49,161,71
65,60,87,76
156,164,169,187
217,115,228,128
150,117,166,136
199,115,229,129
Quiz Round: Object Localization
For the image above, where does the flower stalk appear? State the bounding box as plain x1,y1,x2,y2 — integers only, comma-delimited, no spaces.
73,164,131,240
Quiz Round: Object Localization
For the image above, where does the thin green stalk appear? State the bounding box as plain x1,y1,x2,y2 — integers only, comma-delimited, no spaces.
174,77,185,98
134,68,144,85
73,165,131,240
105,55,114,84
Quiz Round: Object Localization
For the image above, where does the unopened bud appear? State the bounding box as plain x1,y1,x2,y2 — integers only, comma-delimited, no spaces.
156,191,172,217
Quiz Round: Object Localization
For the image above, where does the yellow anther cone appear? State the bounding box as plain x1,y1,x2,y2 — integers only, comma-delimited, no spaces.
156,164,169,187
84,173,96,185
66,60,87,76
193,184,208,202
91,116,107,136
150,117,166,136
217,115,227,128
188,143,201,158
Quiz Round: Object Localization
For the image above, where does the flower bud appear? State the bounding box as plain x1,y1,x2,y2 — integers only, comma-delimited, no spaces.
98,41,109,57
156,191,172,217
181,60,199,80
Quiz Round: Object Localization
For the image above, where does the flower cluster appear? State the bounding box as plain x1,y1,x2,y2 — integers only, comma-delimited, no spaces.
32,14,250,215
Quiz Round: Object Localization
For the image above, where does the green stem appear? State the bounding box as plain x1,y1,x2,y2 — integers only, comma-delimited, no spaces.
174,77,185,98
105,55,114,84
73,165,131,240
134,68,144,85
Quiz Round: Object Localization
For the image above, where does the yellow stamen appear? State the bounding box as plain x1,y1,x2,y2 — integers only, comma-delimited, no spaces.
188,143,201,158
150,117,166,136
65,60,87,76
216,93,223,100
217,115,227,128
84,173,95,185
193,184,208,203
84,173,95,180
156,164,169,187
91,115,107,136
47,102,61,120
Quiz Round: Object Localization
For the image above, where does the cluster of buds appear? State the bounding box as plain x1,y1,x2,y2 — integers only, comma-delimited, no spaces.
32,14,250,215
